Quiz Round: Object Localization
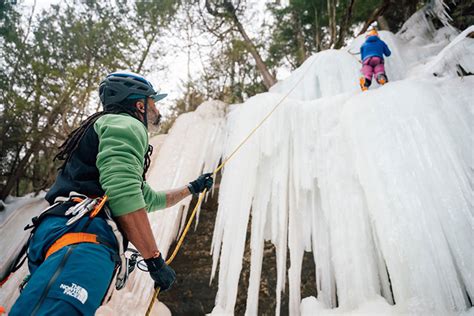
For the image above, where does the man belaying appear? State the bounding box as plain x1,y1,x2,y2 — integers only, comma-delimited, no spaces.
9,72,213,315
359,28,392,91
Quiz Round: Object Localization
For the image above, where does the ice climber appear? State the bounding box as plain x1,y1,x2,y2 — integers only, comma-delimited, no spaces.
359,29,392,91
9,72,214,315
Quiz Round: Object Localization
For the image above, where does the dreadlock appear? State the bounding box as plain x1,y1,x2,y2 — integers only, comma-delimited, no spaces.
55,101,154,180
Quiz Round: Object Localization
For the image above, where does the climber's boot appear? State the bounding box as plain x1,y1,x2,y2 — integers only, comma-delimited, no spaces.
360,77,370,91
377,73,388,85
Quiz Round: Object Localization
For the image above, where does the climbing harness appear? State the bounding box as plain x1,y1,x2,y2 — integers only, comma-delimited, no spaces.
0,192,136,296
45,232,100,259
145,55,319,315
1,192,141,315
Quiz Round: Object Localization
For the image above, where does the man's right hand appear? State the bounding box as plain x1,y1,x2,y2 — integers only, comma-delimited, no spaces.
144,254,176,291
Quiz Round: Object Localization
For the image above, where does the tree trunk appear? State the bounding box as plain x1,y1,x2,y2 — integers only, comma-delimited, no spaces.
327,0,337,48
186,9,193,112
377,15,390,31
230,12,276,89
294,10,307,66
135,32,157,74
335,0,356,49
314,5,322,51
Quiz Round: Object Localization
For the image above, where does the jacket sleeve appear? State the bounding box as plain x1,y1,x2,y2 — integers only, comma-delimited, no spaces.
94,114,149,217
383,41,391,57
142,182,167,212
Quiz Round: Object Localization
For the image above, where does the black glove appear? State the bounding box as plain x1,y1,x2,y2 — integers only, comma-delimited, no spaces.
187,173,214,194
144,254,176,291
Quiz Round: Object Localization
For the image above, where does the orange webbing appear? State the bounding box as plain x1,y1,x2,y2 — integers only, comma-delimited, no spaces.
45,232,98,259
71,197,84,203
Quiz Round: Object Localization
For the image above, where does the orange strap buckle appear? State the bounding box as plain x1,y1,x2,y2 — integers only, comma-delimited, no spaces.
45,232,98,259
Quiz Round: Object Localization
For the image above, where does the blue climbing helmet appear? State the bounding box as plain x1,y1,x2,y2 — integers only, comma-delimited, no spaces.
99,71,167,107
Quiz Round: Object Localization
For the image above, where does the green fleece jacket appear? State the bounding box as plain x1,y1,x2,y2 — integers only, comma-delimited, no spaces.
93,113,166,216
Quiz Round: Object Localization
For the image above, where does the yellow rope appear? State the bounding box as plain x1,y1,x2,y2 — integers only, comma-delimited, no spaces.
145,56,317,315
145,287,160,315
165,188,207,264
145,189,208,316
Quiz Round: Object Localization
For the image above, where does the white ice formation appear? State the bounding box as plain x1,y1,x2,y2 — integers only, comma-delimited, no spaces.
1,14,473,316
209,28,473,316
398,0,455,44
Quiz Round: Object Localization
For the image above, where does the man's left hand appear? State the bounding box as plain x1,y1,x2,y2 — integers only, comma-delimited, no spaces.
187,173,214,194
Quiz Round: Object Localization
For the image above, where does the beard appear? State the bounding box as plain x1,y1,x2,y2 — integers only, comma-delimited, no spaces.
147,109,161,127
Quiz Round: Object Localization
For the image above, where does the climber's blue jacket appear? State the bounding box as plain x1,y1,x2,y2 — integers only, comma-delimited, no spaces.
360,36,392,61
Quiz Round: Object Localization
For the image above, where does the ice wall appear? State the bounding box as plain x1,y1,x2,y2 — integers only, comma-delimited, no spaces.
270,28,460,100
424,26,474,77
0,194,47,309
1,21,472,316
269,50,361,100
210,29,473,316
398,0,455,45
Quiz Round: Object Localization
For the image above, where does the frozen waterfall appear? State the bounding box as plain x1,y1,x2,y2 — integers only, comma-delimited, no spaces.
1,22,472,316
210,29,473,315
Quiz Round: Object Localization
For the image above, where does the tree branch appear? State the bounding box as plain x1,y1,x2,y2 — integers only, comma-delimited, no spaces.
357,0,391,36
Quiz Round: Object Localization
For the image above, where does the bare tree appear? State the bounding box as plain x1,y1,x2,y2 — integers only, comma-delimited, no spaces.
204,0,276,89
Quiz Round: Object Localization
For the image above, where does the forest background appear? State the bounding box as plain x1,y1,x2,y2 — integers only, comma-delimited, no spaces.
0,0,472,201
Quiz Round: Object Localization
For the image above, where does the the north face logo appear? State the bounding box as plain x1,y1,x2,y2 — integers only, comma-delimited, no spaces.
60,283,88,304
